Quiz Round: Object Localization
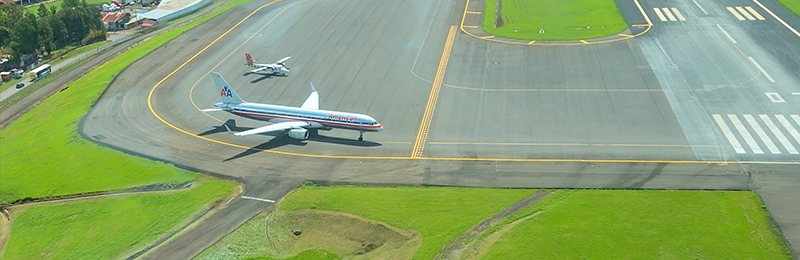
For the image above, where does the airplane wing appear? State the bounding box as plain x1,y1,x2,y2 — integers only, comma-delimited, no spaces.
277,56,291,64
250,67,268,73
225,121,309,137
300,82,319,110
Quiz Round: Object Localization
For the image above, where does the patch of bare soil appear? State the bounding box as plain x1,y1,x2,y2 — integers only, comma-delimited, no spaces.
268,210,421,259
435,190,549,259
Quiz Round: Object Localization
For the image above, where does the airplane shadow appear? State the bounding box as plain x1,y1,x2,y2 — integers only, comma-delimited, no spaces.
244,73,288,83
223,135,307,162
199,121,382,161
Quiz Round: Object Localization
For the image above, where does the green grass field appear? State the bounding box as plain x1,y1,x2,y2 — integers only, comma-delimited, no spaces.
482,0,628,41
0,0,258,205
482,190,792,259
243,249,339,260
199,187,537,260
777,0,800,19
3,179,237,259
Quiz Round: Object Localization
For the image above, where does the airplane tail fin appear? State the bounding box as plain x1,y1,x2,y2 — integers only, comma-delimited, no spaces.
245,53,254,67
211,72,244,104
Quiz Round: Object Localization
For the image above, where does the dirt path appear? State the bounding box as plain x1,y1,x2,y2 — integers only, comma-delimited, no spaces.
0,208,10,257
494,0,505,27
435,190,549,259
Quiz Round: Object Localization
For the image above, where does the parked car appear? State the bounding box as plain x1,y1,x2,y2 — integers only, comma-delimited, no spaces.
15,82,24,89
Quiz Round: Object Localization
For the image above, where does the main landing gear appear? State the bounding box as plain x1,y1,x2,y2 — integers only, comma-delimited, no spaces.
358,131,364,141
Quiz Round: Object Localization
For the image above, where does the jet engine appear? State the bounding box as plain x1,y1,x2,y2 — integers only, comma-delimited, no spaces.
287,128,309,140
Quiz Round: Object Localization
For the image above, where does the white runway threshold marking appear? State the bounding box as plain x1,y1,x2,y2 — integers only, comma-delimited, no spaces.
241,196,275,203
713,114,746,154
748,57,775,82
671,8,686,21
727,7,746,20
760,115,798,154
654,8,667,21
744,114,781,154
728,114,763,154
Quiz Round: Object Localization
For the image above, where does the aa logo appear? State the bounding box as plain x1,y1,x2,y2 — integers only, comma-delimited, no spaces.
220,86,233,97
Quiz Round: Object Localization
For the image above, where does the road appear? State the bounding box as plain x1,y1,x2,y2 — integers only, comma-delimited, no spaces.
75,0,800,258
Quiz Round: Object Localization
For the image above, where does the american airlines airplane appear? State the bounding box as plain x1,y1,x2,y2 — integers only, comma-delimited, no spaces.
204,72,383,141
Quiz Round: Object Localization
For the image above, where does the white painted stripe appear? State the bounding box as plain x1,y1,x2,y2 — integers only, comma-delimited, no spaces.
729,114,763,154
663,8,677,21
753,0,800,38
241,196,275,203
775,115,800,148
760,114,798,154
745,6,766,20
737,6,756,20
792,115,800,128
716,24,737,43
654,8,667,21
793,93,800,95
765,92,785,103
748,57,775,82
672,8,686,21
634,0,652,25
713,114,746,154
693,0,709,15
744,114,781,154
727,7,746,20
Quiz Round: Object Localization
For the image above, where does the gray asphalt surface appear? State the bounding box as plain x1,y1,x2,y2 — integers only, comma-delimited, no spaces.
74,0,800,258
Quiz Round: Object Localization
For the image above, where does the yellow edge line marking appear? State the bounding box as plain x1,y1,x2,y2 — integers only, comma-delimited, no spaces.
144,0,745,164
580,40,588,44
527,40,535,44
411,26,458,158
458,0,652,45
480,35,495,39
466,11,481,14
618,33,633,37
428,142,726,147
441,84,677,92
632,24,649,27
463,25,478,28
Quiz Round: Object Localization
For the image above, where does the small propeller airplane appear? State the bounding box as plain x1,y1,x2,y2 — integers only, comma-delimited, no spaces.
245,53,290,76
203,72,383,141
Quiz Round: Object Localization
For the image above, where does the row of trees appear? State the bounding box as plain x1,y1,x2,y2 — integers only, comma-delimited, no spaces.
0,0,106,64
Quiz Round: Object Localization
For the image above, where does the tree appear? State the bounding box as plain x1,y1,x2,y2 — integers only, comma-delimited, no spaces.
9,13,39,62
37,3,49,18
37,16,53,53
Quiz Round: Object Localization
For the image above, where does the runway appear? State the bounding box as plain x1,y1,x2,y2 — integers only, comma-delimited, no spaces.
78,0,800,257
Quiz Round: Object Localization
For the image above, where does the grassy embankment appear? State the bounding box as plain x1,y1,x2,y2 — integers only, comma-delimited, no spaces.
1,0,259,257
481,190,792,259
201,188,791,260
482,0,628,41
25,0,110,13
3,178,236,259
198,187,538,260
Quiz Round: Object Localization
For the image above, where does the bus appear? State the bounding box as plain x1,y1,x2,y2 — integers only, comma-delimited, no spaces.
30,64,51,81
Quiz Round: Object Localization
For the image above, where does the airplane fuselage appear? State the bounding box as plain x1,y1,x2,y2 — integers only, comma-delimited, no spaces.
217,102,383,132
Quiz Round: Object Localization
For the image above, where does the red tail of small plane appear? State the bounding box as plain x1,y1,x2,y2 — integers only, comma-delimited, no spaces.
245,53,254,67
